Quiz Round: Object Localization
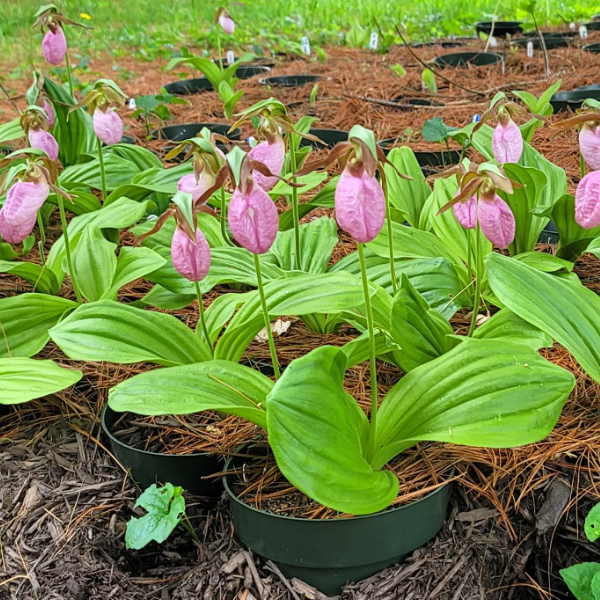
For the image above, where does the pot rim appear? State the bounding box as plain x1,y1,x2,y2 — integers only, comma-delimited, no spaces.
150,122,243,140
259,74,321,86
223,452,453,524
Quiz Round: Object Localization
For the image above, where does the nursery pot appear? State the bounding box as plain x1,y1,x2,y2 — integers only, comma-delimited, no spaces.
213,57,277,69
224,454,451,596
513,34,569,49
475,21,523,38
101,406,223,500
393,97,446,109
412,41,465,48
259,74,320,88
583,43,600,54
584,21,600,31
299,128,349,149
235,65,271,80
550,85,600,112
433,52,502,68
120,135,135,145
538,220,559,244
163,78,214,95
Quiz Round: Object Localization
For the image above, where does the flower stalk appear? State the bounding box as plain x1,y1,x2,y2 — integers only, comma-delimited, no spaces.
58,195,82,304
97,137,107,202
194,281,213,357
468,221,482,337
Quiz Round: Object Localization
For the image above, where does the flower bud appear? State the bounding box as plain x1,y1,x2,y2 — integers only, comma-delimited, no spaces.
334,166,385,243
575,170,600,229
219,12,235,35
177,171,215,203
579,124,600,171
93,108,124,146
28,129,59,161
492,118,523,165
248,134,285,191
1,180,50,227
228,182,279,254
42,26,67,65
452,194,477,229
171,226,212,282
477,194,515,249
40,99,55,128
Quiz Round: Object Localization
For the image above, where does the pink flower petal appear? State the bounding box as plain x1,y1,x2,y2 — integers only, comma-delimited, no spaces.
0,210,37,244
177,171,215,203
28,129,59,161
453,194,477,229
1,180,49,227
42,27,67,65
219,14,235,35
334,167,386,243
575,170,600,229
579,124,600,171
492,119,523,165
171,226,212,282
40,99,55,128
248,135,285,191
477,194,516,249
93,108,124,146
228,183,279,254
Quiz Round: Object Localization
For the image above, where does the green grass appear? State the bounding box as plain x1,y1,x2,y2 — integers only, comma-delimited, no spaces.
1,0,598,65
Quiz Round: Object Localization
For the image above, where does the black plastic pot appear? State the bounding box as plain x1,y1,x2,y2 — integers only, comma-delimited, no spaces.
583,43,600,54
235,65,271,80
163,78,214,95
102,406,223,500
550,85,600,112
299,128,349,149
538,220,559,244
260,74,320,88
394,97,446,109
513,34,569,49
412,41,465,48
120,135,135,144
214,58,277,69
475,21,523,38
433,52,502,68
224,454,451,596
378,139,461,170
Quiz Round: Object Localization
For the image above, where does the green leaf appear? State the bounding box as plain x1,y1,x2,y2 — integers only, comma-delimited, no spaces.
59,153,141,192
0,294,77,358
50,300,211,366
279,177,336,230
373,339,574,468
0,358,82,405
390,64,406,77
125,484,185,550
267,346,398,514
71,226,118,302
0,118,24,144
109,360,271,429
560,563,600,600
384,147,431,228
0,260,60,295
585,502,600,543
269,217,338,273
422,117,456,143
422,69,437,95
486,253,600,382
390,274,455,371
474,308,553,350
133,285,195,311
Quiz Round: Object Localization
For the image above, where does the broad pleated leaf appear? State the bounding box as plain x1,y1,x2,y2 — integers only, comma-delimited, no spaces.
267,346,398,514
59,153,141,192
0,357,82,405
109,359,271,428
50,300,211,366
0,260,60,295
487,253,600,381
0,294,77,358
374,339,574,468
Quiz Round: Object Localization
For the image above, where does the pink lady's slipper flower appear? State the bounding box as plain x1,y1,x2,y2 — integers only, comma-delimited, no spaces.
492,118,523,165
335,167,386,243
452,194,477,229
218,9,235,35
42,26,67,65
177,171,215,203
575,170,600,229
0,179,50,244
579,124,600,171
477,193,516,249
229,182,279,254
93,108,124,146
171,226,212,282
28,129,59,161
40,99,55,128
248,135,285,191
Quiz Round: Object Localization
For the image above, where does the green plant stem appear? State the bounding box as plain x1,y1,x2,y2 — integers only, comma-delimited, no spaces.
194,281,213,357
383,179,398,296
63,30,75,98
358,243,378,462
468,222,482,337
97,137,107,203
216,29,223,68
36,212,46,266
181,514,201,546
581,153,586,180
289,141,301,269
58,196,83,304
220,187,231,244
253,253,280,380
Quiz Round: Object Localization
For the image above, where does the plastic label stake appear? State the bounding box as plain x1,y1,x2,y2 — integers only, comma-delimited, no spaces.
369,30,379,50
301,36,311,56
527,41,534,58
226,50,235,65
489,36,498,47
580,25,589,39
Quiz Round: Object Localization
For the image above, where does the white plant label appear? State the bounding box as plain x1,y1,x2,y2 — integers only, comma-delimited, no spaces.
127,98,136,110
527,41,534,58
368,30,379,50
570,22,576,31
580,25,589,39
301,36,311,56
226,50,235,65
501,58,505,75
489,35,498,47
